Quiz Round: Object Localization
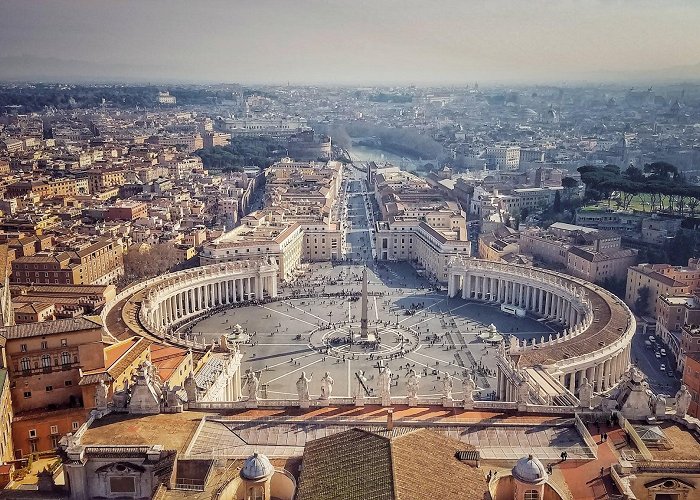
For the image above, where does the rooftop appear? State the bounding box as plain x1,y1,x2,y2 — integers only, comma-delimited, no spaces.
81,411,212,454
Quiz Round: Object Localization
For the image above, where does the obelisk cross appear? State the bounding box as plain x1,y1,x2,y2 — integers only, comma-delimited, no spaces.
360,267,369,339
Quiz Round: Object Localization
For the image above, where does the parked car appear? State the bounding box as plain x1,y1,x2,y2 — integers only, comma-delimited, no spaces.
660,349,667,356
660,364,666,371
655,352,661,358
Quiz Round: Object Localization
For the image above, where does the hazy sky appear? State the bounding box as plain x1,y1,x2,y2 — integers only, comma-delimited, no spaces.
2,0,700,84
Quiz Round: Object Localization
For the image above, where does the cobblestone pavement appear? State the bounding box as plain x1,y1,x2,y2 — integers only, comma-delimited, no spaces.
189,262,560,400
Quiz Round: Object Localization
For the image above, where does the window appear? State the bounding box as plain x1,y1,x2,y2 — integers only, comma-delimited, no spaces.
61,352,71,366
72,421,79,431
524,491,540,500
20,357,30,373
28,429,37,438
20,344,27,352
60,338,67,347
65,380,72,387
46,385,53,392
51,436,60,448
41,355,51,373
250,486,265,500
23,391,31,398
50,425,58,435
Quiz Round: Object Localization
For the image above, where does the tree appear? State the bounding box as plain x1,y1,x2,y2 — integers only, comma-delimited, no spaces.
553,191,562,212
561,177,578,200
123,243,182,281
634,286,651,316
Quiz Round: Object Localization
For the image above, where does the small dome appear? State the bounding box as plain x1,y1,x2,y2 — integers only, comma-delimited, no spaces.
241,452,274,481
512,455,547,484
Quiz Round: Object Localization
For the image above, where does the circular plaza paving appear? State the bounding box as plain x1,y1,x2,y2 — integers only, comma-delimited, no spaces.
187,262,560,400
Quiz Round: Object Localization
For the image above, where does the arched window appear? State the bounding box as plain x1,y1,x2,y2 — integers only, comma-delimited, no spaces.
249,485,264,500
41,355,51,373
524,491,540,500
61,352,71,366
20,358,30,372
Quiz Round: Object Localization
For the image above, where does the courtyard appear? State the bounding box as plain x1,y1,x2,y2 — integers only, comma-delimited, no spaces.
188,262,560,400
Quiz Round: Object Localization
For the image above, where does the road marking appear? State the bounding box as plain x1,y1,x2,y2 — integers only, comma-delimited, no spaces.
264,358,324,384
263,352,317,370
258,304,318,327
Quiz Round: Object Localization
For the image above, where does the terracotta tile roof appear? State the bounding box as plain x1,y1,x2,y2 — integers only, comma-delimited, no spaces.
297,428,394,500
151,344,189,382
516,280,631,366
391,430,485,500
0,315,102,339
0,244,10,283
296,428,487,500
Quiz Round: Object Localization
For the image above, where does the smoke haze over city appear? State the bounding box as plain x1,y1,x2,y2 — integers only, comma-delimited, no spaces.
2,0,700,84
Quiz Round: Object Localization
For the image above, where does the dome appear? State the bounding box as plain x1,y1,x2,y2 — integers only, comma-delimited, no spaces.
241,452,274,481
512,455,547,484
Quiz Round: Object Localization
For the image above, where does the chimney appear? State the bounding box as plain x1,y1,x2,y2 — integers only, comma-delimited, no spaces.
386,409,394,431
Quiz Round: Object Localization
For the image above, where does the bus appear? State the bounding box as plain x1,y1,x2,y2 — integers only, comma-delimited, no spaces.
501,304,526,317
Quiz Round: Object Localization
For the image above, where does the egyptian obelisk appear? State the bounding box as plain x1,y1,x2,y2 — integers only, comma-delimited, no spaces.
360,267,369,339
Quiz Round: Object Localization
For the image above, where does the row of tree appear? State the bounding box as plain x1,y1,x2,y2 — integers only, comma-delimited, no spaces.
194,137,287,171
578,162,700,215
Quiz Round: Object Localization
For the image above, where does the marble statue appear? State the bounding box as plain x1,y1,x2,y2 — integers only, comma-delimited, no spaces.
377,366,392,400
442,373,454,400
319,372,333,400
578,377,594,408
674,385,692,417
653,394,667,417
517,380,530,404
95,379,109,409
406,369,420,399
354,370,368,398
245,370,260,402
296,371,312,401
463,374,476,403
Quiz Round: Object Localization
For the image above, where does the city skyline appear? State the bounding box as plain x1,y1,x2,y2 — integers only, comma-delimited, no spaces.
2,0,700,85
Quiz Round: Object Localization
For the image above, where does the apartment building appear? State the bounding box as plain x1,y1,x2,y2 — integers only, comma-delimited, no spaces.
682,352,700,419
5,178,77,199
106,201,148,221
485,145,521,170
0,368,13,463
477,227,520,262
2,317,105,456
566,244,638,283
625,260,700,315
87,168,126,194
656,295,700,369
11,238,124,286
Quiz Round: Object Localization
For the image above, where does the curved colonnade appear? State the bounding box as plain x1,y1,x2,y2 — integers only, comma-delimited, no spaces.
447,257,636,401
102,259,278,349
